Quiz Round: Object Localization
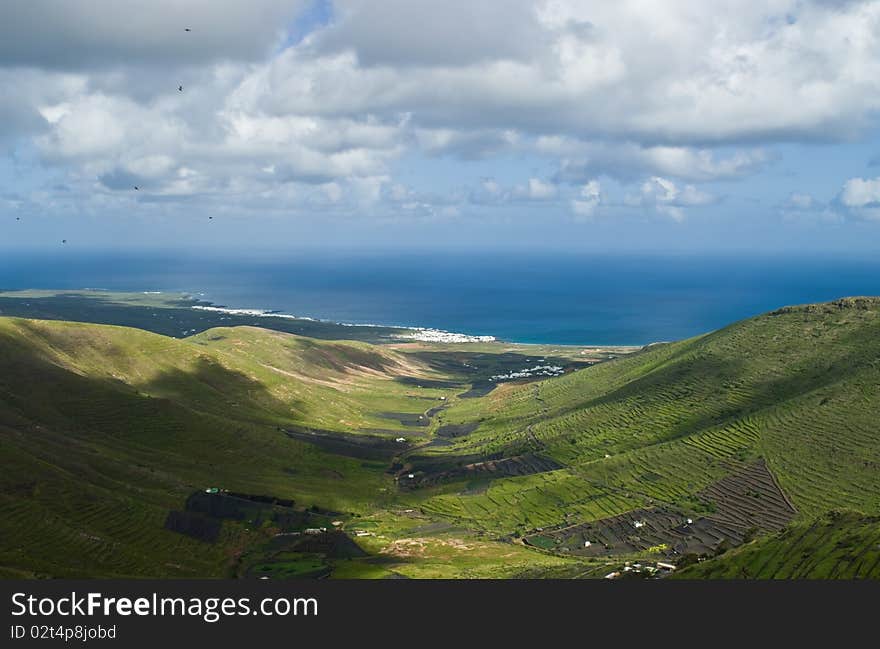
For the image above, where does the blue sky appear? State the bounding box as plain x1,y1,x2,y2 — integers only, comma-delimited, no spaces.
2,0,880,254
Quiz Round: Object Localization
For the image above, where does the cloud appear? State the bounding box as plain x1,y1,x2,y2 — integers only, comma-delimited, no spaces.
3,1,880,224
641,177,714,206
413,127,520,159
467,177,562,205
629,176,715,221
835,176,880,220
839,177,880,208
551,141,771,183
252,0,880,143
570,180,601,218
781,179,880,223
0,1,305,69
778,191,843,223
518,178,558,200
312,0,544,67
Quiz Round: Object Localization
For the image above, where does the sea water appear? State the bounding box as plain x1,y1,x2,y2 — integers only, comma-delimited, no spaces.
1,249,879,345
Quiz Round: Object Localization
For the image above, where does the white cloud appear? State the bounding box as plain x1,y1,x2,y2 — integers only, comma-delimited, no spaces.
631,176,715,221
551,140,770,183
256,0,880,143
4,1,880,222
836,176,880,221
641,177,714,206
840,177,880,208
570,180,601,217
522,178,558,200
469,177,561,205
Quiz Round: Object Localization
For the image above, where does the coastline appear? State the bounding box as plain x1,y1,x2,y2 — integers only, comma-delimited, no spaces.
186,296,642,349
189,301,499,344
1,286,644,348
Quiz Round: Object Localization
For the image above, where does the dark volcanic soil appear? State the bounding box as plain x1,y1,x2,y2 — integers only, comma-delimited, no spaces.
525,460,797,559
435,422,480,438
282,426,408,461
399,453,563,489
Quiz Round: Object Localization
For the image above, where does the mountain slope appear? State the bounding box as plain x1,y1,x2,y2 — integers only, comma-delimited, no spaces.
0,319,416,577
673,511,880,579
419,298,880,545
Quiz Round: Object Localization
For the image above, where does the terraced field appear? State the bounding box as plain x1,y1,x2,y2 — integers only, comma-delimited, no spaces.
675,512,880,579
412,298,880,575
1,295,879,578
523,461,797,558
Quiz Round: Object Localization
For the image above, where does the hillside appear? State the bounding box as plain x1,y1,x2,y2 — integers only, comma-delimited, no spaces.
673,511,880,579
1,297,879,578
417,299,880,534
0,319,401,577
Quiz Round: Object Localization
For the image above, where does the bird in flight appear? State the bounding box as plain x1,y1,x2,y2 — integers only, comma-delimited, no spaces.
178,85,183,92
185,28,191,32
62,239,67,244
134,185,139,190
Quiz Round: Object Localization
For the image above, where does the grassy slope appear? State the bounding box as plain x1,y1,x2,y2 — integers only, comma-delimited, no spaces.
673,511,880,579
420,298,880,538
1,296,879,578
0,319,409,577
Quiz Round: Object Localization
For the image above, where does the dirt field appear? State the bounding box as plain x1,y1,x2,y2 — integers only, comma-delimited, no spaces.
282,426,408,460
400,453,563,489
435,422,480,438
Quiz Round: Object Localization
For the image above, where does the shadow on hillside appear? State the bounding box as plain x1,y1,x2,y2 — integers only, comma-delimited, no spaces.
293,338,399,374
143,356,307,424
1,322,309,431
744,327,876,409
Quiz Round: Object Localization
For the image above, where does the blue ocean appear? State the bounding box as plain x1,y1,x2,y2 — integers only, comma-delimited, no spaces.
1,250,879,345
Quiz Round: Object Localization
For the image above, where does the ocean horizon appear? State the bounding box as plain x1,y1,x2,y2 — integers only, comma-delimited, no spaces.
2,249,879,346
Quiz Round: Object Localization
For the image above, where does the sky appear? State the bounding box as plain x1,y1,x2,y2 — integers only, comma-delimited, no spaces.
2,0,880,254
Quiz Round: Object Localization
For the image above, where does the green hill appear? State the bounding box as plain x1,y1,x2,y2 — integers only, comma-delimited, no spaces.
0,318,403,577
1,296,879,578
415,298,880,566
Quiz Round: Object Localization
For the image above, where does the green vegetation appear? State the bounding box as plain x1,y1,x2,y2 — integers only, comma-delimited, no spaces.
1,293,878,578
674,512,880,579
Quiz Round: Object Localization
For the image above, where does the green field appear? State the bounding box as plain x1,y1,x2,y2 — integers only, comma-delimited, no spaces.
0,293,878,578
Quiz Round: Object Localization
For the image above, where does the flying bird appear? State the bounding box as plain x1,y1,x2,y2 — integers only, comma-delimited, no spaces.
134,185,139,190
62,239,67,244
178,85,183,92
185,28,191,32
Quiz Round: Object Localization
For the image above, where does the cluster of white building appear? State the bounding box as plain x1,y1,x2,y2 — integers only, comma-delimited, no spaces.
490,365,564,381
397,328,496,343
191,305,310,320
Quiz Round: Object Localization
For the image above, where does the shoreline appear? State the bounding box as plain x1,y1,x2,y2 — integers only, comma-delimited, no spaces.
188,301,500,344
0,287,645,348
185,296,642,348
